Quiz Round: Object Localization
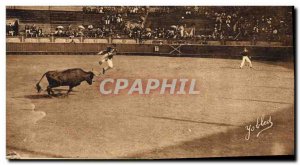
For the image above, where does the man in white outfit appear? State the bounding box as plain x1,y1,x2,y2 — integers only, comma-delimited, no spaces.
98,44,117,74
240,47,253,69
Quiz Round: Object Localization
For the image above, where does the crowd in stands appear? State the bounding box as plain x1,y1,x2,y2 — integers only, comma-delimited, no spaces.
54,7,145,38
53,21,123,38
124,25,196,42
7,6,293,43
82,6,148,15
202,7,292,42
24,24,44,37
6,20,19,36
6,23,45,37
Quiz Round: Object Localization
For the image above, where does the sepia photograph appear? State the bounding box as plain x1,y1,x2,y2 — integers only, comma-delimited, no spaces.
5,5,294,159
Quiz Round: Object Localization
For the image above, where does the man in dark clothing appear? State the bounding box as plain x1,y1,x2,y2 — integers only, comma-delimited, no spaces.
240,47,253,69
97,44,117,74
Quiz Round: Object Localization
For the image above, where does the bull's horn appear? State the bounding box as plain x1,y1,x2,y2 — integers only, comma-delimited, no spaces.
91,68,100,76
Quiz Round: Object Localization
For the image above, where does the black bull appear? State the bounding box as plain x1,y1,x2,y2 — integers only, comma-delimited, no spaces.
36,68,95,95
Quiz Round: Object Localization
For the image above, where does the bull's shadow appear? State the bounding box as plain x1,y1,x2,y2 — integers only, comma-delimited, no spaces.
25,89,76,99
52,88,78,93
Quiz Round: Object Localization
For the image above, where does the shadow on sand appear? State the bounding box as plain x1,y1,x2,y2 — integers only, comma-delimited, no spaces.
24,93,76,100
124,106,294,159
24,93,62,99
24,88,78,99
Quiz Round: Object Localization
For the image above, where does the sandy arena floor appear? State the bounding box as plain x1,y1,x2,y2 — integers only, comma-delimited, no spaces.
6,55,294,159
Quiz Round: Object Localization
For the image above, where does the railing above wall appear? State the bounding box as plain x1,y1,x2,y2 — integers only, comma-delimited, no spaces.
6,42,293,62
6,36,292,47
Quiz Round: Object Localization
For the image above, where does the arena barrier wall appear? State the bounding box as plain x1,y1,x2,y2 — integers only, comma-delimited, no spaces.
7,42,293,61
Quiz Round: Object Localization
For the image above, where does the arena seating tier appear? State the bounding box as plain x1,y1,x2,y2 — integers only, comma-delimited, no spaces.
6,7,293,43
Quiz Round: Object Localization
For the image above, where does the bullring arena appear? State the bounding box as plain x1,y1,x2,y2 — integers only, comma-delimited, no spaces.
6,6,294,159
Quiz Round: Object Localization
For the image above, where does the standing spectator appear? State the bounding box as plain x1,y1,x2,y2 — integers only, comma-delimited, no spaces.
31,24,37,37
8,23,14,36
96,28,103,38
179,25,184,38
13,20,19,36
105,15,110,25
37,27,43,37
25,24,30,37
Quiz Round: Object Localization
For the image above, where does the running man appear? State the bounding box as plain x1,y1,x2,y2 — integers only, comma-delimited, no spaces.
240,47,253,69
98,44,117,74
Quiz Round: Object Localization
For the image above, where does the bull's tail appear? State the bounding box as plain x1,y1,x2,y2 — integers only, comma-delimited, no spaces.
36,72,47,93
